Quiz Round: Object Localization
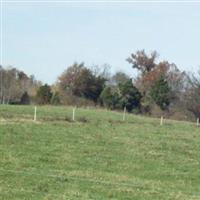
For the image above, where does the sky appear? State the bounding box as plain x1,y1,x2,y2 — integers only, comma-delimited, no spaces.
1,1,200,84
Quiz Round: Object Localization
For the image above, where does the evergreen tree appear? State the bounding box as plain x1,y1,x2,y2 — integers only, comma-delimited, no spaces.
150,76,171,110
36,84,52,104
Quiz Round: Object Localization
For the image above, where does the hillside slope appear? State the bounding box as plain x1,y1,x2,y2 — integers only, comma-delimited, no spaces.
0,105,200,200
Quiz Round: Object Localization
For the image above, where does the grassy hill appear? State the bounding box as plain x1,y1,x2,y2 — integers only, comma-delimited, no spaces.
0,105,200,200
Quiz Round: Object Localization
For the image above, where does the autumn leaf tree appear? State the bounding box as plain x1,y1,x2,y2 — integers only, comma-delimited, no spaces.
126,50,158,75
58,63,106,104
127,50,186,113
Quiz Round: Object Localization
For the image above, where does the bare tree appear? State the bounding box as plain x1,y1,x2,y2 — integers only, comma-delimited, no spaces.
127,50,158,75
184,69,200,119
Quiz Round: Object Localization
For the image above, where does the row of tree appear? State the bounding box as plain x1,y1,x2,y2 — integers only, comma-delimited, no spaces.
1,50,200,120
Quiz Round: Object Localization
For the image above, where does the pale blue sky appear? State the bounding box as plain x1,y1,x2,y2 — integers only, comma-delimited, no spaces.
2,1,200,83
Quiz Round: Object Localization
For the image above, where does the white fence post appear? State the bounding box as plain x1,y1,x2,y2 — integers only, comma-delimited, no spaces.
160,116,163,126
123,106,126,121
72,107,76,121
197,118,199,127
34,106,37,121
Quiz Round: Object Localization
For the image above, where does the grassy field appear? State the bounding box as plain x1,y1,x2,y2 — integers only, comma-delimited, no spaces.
0,105,200,200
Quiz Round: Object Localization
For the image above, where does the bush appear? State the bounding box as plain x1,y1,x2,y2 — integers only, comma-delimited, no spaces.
118,79,142,112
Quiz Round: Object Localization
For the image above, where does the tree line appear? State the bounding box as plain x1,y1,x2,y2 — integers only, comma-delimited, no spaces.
1,50,200,121
0,66,42,105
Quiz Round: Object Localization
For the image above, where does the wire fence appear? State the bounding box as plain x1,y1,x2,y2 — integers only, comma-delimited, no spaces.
0,105,199,127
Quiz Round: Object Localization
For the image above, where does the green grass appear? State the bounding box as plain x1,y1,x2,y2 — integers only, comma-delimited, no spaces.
0,105,200,200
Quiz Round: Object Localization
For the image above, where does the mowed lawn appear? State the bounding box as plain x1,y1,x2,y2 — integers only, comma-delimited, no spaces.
0,105,200,200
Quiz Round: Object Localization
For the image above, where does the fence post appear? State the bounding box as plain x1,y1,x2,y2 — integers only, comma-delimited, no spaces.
72,107,76,121
197,118,199,127
160,116,163,126
123,106,126,121
34,106,37,121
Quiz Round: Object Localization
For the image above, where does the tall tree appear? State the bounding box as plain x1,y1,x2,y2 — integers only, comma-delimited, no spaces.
126,50,158,75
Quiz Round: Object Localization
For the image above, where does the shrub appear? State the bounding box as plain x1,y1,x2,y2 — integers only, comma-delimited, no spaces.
118,79,142,112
